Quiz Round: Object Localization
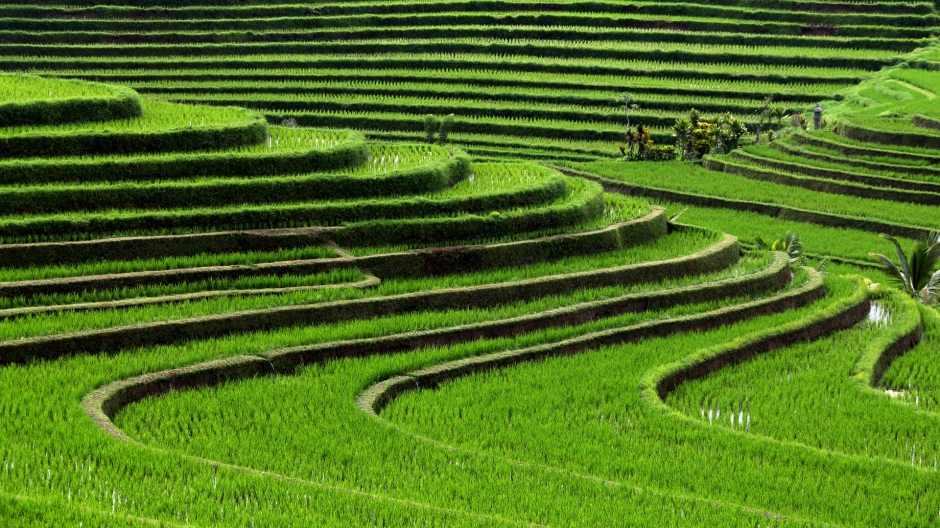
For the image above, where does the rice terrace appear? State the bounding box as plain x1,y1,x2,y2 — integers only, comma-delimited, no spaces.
2,0,940,525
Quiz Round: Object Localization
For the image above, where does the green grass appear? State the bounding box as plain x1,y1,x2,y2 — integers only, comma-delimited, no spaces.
850,116,940,135
4,52,872,81
108,271,811,526
151,78,808,116
0,126,350,167
0,72,117,101
0,144,457,215
103,274,924,528
800,142,940,168
0,280,824,528
374,276,940,527
0,269,368,312
881,304,940,412
0,228,719,341
742,143,940,185
0,156,473,240
667,289,936,467
805,130,940,159
4,10,932,40
344,192,649,256
94,251,774,360
576,160,940,231
0,245,338,282
652,198,919,265
123,70,848,100
0,98,254,138
0,37,905,61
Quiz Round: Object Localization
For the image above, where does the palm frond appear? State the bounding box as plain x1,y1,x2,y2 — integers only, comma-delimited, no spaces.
869,251,912,295
926,269,940,305
870,231,940,304
880,234,912,282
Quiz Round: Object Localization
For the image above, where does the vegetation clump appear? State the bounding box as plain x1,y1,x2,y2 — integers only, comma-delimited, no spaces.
870,231,940,305
423,113,456,145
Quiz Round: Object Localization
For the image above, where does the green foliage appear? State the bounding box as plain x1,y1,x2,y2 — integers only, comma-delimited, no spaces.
869,231,940,304
792,112,808,131
0,229,711,342
640,144,677,161
0,73,142,127
692,120,716,158
0,150,473,241
672,116,693,160
622,123,677,161
0,127,368,185
437,113,455,145
674,109,747,159
667,288,934,466
0,99,266,158
755,231,803,264
423,113,439,144
714,113,749,152
578,160,940,234
753,230,832,271
881,303,940,408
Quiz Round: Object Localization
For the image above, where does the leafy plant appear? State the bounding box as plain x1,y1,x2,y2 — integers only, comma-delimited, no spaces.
423,114,439,144
438,114,455,145
618,91,636,132
623,124,676,161
869,231,940,305
754,95,773,143
642,145,678,161
673,109,745,159
791,113,808,131
672,117,694,161
755,231,803,265
691,121,716,159
714,113,748,153
718,113,747,152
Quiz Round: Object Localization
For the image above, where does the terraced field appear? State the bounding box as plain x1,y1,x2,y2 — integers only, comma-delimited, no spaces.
2,0,935,160
2,1,940,527
561,49,940,266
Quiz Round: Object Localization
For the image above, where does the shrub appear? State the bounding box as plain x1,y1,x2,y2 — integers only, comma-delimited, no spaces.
438,114,455,145
423,114,439,144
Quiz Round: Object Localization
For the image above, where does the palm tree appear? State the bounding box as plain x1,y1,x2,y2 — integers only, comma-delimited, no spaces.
618,91,639,145
869,231,940,305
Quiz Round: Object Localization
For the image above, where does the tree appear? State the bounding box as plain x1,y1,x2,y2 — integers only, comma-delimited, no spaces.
618,92,635,131
754,95,773,144
423,114,439,144
769,107,786,127
791,113,807,131
438,114,455,145
635,124,650,158
691,121,715,159
869,231,940,305
714,112,747,153
672,117,694,161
